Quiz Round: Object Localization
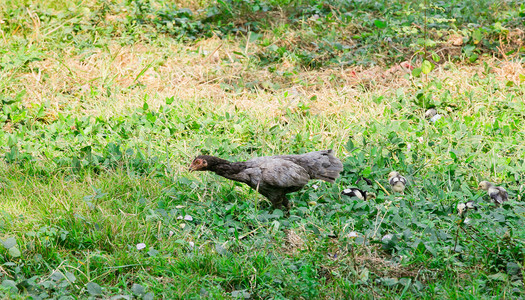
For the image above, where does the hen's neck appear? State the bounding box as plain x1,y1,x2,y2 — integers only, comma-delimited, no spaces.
207,156,248,182
205,156,232,173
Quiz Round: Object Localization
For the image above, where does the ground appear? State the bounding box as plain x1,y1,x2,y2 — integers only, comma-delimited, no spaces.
0,0,524,298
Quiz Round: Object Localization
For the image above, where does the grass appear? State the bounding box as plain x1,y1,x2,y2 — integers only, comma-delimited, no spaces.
1,0,525,298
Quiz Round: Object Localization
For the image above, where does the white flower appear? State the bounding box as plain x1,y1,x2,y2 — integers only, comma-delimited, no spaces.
169,230,174,237
184,215,193,221
348,231,358,238
177,216,183,220
417,137,424,143
312,184,319,190
136,243,146,250
407,143,412,151
180,223,186,229
189,241,195,247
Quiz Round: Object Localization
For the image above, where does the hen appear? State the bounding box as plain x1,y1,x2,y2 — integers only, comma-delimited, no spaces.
189,150,343,209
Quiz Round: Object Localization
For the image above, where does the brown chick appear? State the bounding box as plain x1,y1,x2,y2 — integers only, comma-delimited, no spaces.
189,150,343,209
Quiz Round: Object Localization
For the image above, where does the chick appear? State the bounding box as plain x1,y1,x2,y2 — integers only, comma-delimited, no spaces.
425,108,437,119
457,202,466,216
465,200,477,210
457,201,477,216
342,188,376,201
388,171,407,194
478,181,508,205
424,108,442,123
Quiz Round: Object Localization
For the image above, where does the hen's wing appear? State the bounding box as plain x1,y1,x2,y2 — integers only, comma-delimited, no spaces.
275,150,343,182
243,158,310,189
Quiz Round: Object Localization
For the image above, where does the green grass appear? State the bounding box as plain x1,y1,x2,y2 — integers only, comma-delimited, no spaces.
0,0,524,298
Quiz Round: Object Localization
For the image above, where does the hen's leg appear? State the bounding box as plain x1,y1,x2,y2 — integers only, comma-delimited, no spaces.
282,197,291,210
270,194,290,210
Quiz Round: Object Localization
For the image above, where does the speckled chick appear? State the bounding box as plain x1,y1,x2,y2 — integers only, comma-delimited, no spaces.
388,171,407,194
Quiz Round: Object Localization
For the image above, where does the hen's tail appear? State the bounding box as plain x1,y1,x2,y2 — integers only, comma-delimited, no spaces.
285,149,343,182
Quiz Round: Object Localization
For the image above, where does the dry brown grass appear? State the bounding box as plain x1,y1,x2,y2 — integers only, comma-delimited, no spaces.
7,35,523,127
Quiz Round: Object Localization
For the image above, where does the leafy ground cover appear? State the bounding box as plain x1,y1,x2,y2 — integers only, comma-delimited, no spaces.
0,0,524,298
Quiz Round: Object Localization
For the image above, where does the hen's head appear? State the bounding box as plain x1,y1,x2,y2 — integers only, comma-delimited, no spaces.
189,155,210,171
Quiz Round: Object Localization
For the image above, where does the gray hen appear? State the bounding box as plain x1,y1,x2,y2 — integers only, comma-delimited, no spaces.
189,150,343,209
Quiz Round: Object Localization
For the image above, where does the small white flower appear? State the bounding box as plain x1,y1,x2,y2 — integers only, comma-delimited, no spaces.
177,216,183,220
180,223,186,229
348,231,358,238
136,243,146,250
169,230,174,237
312,184,319,190
407,143,412,151
382,234,393,243
189,241,195,247
184,215,193,221
418,137,424,143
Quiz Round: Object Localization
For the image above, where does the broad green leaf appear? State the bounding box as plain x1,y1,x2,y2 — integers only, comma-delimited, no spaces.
87,282,102,296
412,67,422,77
2,237,16,249
66,272,76,283
421,60,433,74
131,284,146,296
144,292,154,300
488,273,508,281
147,248,159,257
346,138,355,151
1,280,18,292
8,247,21,257
374,19,387,29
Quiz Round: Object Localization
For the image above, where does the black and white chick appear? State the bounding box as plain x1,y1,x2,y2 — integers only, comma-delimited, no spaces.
388,171,407,194
457,201,477,217
478,181,508,205
342,188,376,201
